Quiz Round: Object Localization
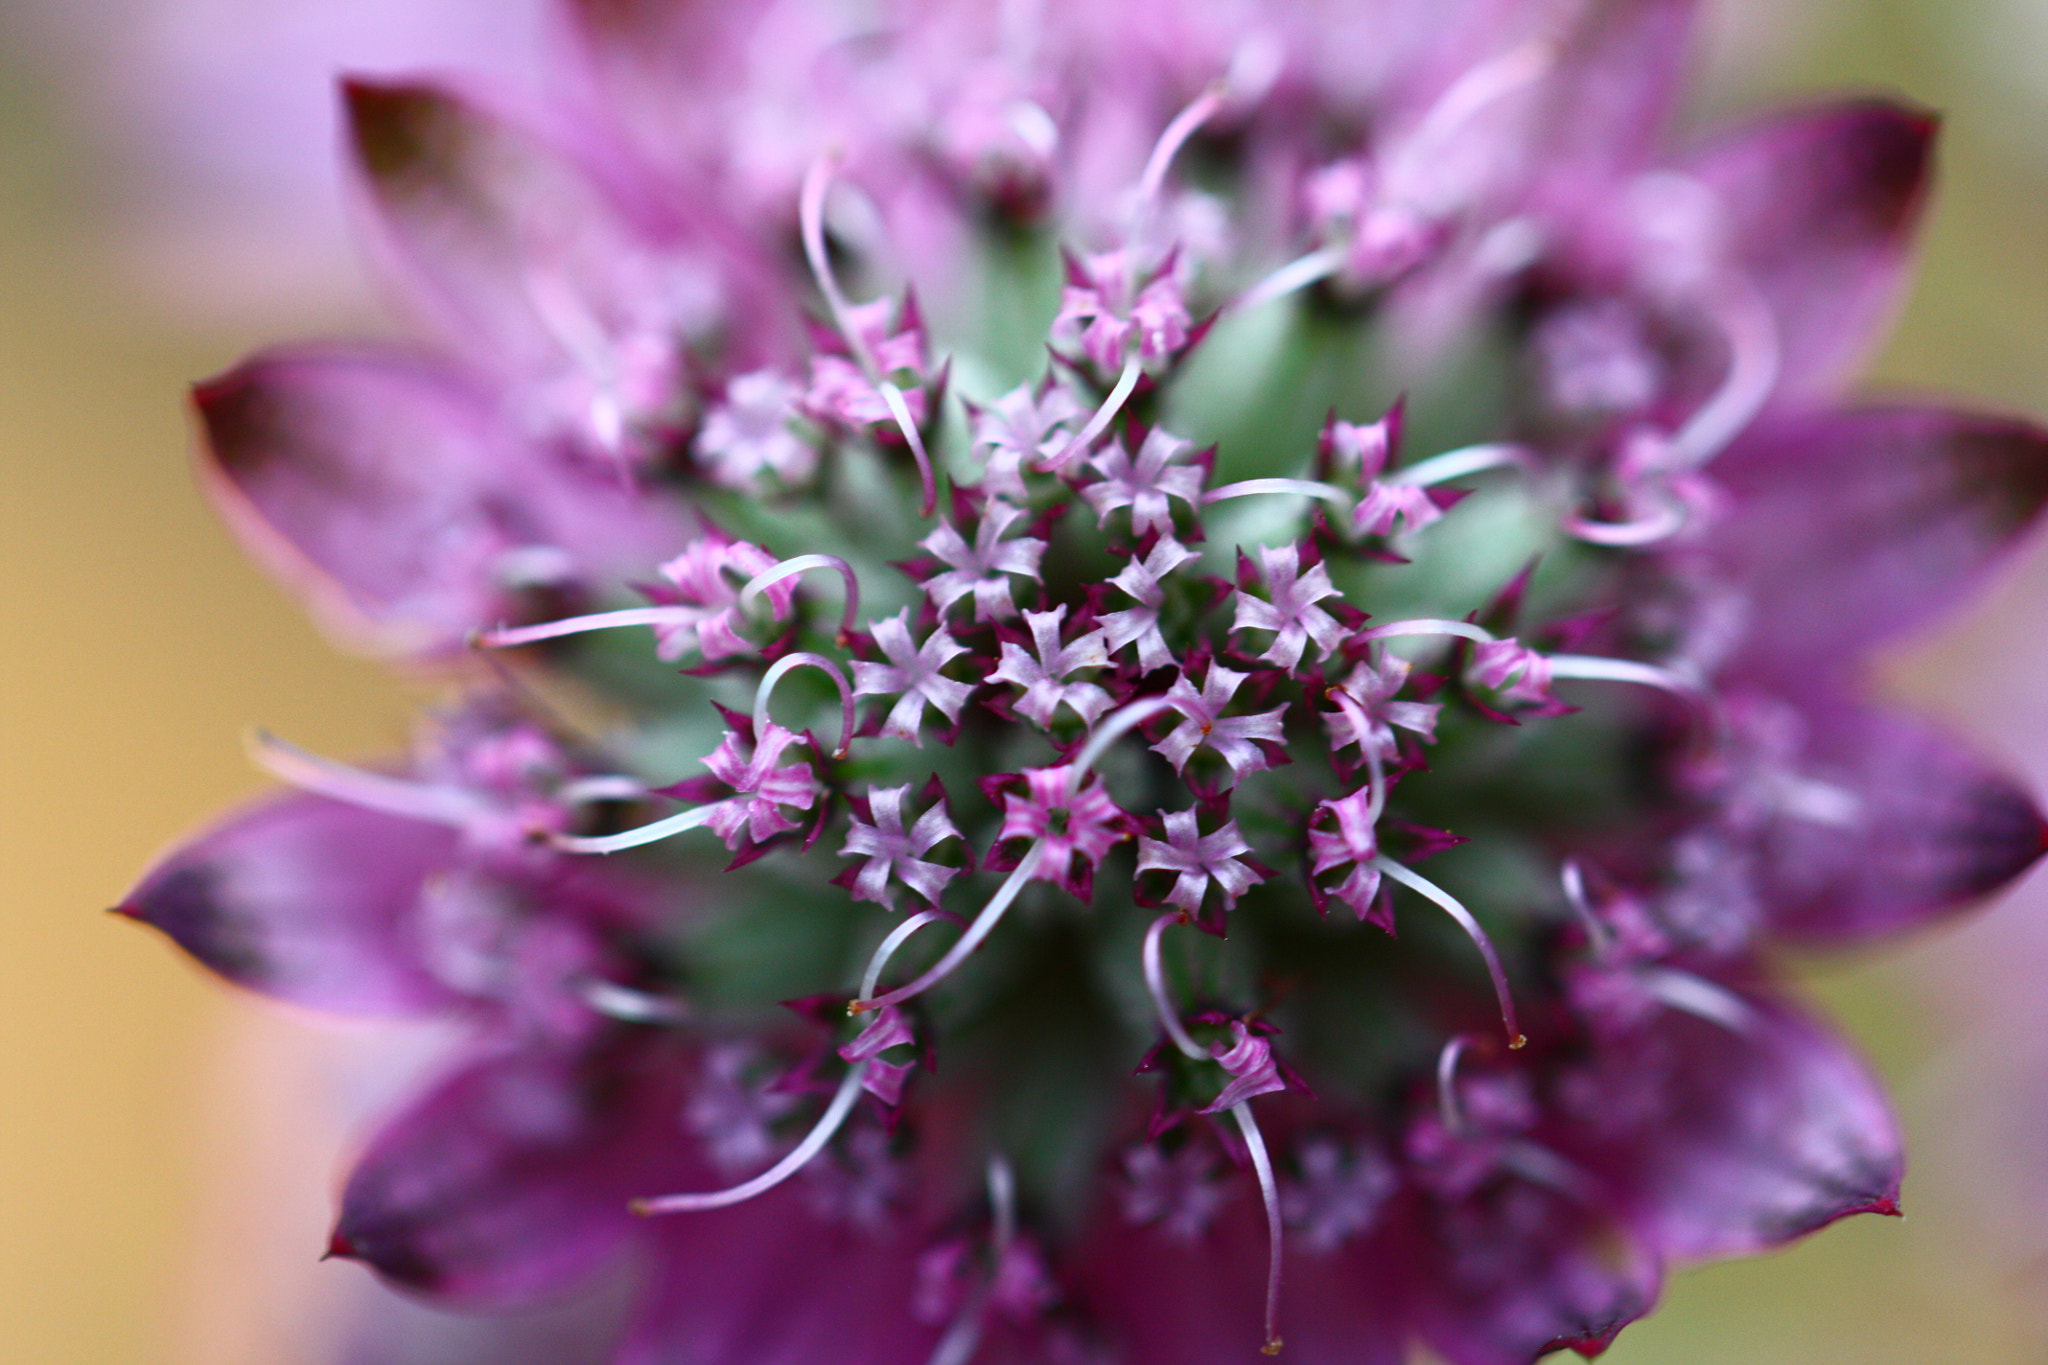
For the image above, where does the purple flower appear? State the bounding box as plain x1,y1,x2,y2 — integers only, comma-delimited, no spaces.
988,605,1114,730
1082,427,1208,540
915,499,1047,623
851,610,976,745
1151,658,1290,786
988,764,1136,902
837,782,967,911
1137,809,1268,921
125,3,2048,1364
1232,544,1349,672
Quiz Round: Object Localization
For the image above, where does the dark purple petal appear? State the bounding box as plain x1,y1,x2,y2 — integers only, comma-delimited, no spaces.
1690,101,1935,398
1750,702,2047,945
196,346,688,652
350,79,586,366
619,1190,943,1365
336,1267,636,1365
1533,0,1697,184
1593,994,1902,1260
1070,1192,1406,1365
1706,406,2048,682
1411,1193,1660,1365
117,790,462,1015
333,1032,692,1305
346,80,794,381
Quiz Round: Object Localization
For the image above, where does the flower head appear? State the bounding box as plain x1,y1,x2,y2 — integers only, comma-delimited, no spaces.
130,4,2048,1363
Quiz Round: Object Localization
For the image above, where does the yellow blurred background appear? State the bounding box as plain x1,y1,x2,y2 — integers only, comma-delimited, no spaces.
4,2,2047,1362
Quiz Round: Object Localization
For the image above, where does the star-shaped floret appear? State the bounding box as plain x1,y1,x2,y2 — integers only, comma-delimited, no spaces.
692,370,816,489
1151,660,1288,782
1120,1143,1227,1241
1308,786,1385,925
1199,1020,1289,1114
1100,535,1199,671
1323,410,1444,538
1137,809,1268,920
851,610,974,746
837,782,965,911
1354,482,1443,539
1281,1138,1398,1251
1469,637,1554,706
991,763,1133,901
1301,156,1440,286
643,534,793,661
1324,409,1396,481
988,605,1112,729
1052,248,1192,374
802,296,930,431
970,381,1085,500
1082,427,1207,539
684,1043,800,1177
1327,655,1441,759
918,499,1045,621
1230,544,1347,671
696,721,819,851
805,356,924,430
837,1004,919,1106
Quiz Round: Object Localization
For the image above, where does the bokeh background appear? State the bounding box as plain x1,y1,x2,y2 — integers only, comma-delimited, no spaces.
4,2,2047,1361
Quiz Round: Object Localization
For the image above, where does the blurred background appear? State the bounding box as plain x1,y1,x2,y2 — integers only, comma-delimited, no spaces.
3,2,2046,1361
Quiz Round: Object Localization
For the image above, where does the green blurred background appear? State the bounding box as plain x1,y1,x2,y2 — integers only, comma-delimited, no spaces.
4,2,2047,1361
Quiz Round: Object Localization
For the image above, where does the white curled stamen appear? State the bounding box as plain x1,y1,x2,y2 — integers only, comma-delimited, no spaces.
556,774,649,806
1050,352,1144,470
1231,246,1345,314
1545,654,1720,732
1136,81,1229,226
247,730,484,827
860,910,945,1001
754,651,856,759
923,1156,1022,1365
1072,695,1176,779
740,554,862,642
1386,443,1530,487
552,802,724,855
879,379,939,518
1435,1034,1474,1135
800,151,876,379
1638,966,1756,1034
1231,1101,1286,1357
1205,477,1353,509
1356,618,1495,647
580,977,691,1025
1564,498,1690,548
1668,281,1779,471
1143,912,1207,1061
1558,858,1613,956
633,1063,868,1216
473,605,707,652
1373,856,1524,1049
853,845,1044,1014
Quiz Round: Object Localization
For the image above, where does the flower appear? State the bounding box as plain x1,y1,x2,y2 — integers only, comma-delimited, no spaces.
126,2,2048,1363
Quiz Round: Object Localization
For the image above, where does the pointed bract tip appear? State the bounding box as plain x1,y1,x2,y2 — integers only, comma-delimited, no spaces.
107,902,144,920
323,1231,358,1262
